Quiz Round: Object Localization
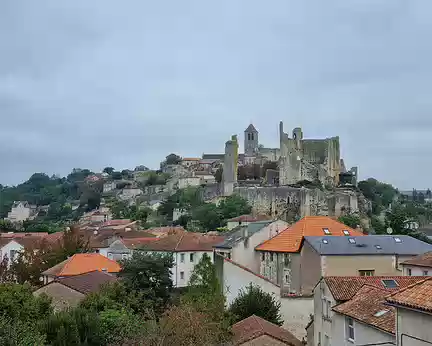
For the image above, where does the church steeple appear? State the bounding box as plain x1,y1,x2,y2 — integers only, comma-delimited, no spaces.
244,123,259,156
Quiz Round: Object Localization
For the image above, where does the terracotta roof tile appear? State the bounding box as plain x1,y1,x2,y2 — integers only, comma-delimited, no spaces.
401,251,432,268
121,237,158,249
42,253,121,277
142,231,224,252
144,226,186,237
0,232,48,238
386,277,432,313
55,270,118,294
256,216,364,252
232,315,302,346
333,285,396,334
227,214,272,223
324,276,426,302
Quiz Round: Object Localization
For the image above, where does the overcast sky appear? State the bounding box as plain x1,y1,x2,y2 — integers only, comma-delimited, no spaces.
1,1,431,189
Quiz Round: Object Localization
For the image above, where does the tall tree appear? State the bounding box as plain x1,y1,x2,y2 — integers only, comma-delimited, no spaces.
229,283,283,326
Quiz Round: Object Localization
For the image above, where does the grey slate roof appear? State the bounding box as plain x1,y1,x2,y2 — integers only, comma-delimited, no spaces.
202,154,225,160
214,220,272,249
304,235,432,256
245,124,258,133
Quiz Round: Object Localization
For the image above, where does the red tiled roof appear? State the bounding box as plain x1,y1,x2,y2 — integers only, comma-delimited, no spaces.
0,232,48,238
100,219,133,227
55,270,118,294
256,216,364,253
401,251,432,268
89,229,156,248
386,277,432,313
227,214,271,223
333,285,396,334
324,276,427,302
42,253,121,277
144,226,186,237
232,315,302,346
142,231,224,252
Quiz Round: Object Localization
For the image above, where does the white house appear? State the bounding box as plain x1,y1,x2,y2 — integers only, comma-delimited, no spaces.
177,176,201,189
103,181,117,193
140,231,224,288
214,254,313,341
5,201,37,222
310,276,426,346
226,214,272,231
400,251,432,276
213,220,287,273
0,239,23,264
387,277,432,346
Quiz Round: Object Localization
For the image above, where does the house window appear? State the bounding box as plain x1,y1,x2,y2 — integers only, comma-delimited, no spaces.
407,268,412,276
423,270,429,275
95,249,100,253
107,252,113,260
284,254,290,266
270,253,274,261
346,317,355,342
180,253,185,263
190,253,194,262
359,270,375,276
261,253,265,261
322,299,331,319
285,274,289,283
180,271,184,280
348,238,356,244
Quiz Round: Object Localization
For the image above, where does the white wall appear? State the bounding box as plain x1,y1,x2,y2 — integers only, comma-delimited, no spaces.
402,265,431,276
331,313,394,346
149,250,212,288
0,240,23,265
7,204,32,222
221,258,312,341
397,308,432,346
231,220,287,273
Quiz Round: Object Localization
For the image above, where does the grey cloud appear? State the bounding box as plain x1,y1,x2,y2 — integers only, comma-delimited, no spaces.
1,0,431,189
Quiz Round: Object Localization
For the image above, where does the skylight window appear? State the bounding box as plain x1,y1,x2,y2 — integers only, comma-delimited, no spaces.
348,238,356,244
394,237,402,243
375,245,382,250
323,228,331,235
322,239,329,244
382,279,399,288
343,230,350,236
374,309,389,317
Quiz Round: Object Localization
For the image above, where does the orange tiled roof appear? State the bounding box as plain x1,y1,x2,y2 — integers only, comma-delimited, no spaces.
387,277,432,313
324,276,426,302
256,216,364,252
333,285,396,334
42,253,121,277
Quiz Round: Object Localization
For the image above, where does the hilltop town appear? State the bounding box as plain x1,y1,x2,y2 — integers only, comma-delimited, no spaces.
1,123,432,345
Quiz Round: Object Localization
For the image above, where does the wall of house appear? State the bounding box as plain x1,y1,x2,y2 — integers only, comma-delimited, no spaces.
171,251,213,288
232,221,288,273
321,255,405,276
218,256,312,340
332,313,394,346
298,241,322,295
402,265,431,276
7,204,32,222
33,283,85,312
178,177,201,189
397,308,432,346
313,280,337,346
0,240,23,264
240,334,287,346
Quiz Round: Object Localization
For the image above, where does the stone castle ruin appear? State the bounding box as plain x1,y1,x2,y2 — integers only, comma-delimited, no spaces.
206,122,364,221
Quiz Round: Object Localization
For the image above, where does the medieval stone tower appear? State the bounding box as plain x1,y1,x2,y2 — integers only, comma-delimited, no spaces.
244,124,258,157
223,135,238,196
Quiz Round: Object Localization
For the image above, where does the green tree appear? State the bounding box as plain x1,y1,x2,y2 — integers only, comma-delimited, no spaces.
0,219,17,232
338,214,361,229
191,204,223,231
165,153,182,165
0,316,46,346
218,194,252,220
98,309,145,345
229,283,283,326
0,283,52,322
103,167,115,175
214,166,223,183
119,252,174,316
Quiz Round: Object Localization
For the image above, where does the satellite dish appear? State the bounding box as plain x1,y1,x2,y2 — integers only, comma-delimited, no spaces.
386,227,393,234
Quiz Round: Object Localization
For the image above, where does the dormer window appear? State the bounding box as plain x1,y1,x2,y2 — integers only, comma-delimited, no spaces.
323,228,331,235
